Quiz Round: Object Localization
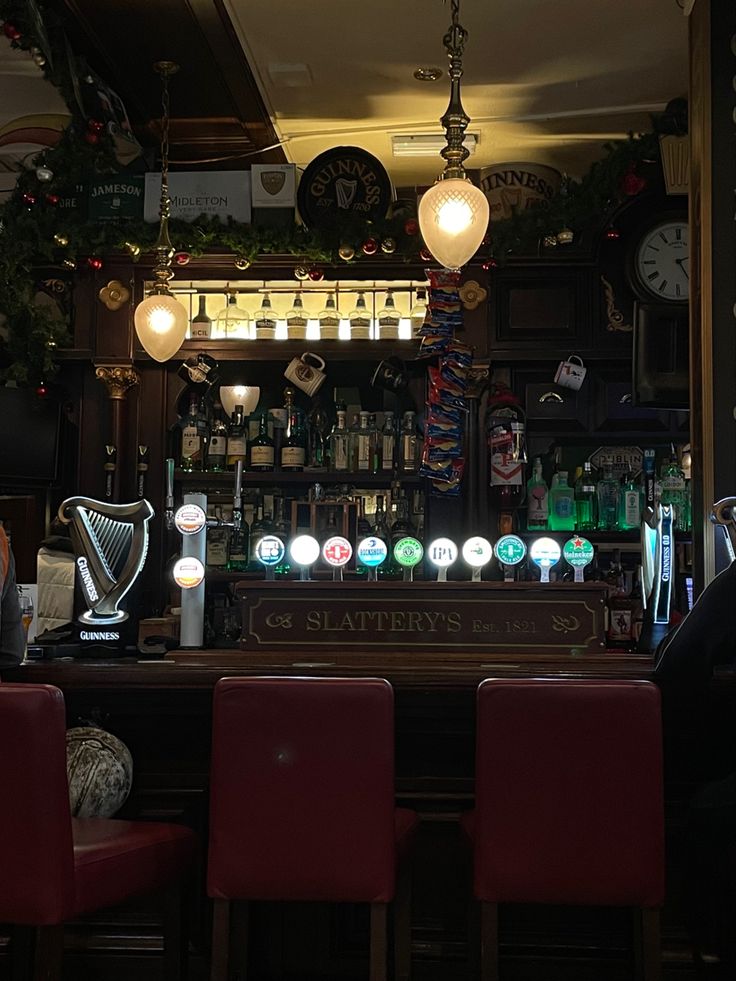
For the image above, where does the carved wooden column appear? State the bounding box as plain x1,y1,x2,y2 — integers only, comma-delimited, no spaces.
95,365,140,502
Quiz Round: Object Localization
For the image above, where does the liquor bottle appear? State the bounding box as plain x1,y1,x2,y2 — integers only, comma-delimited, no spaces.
227,506,250,572
307,398,330,469
347,412,362,470
357,410,373,472
377,290,400,340
348,291,371,339
281,408,306,471
249,504,271,570
273,496,291,576
373,494,391,542
618,467,642,530
216,293,250,339
410,288,428,337
596,464,620,531
191,295,212,340
208,401,228,472
660,454,688,529
318,294,340,340
329,404,350,472
488,391,526,521
250,411,275,471
180,393,207,472
380,411,396,471
206,506,229,569
368,413,380,472
575,461,597,530
254,292,277,339
548,470,576,532
286,292,308,340
226,405,247,470
526,457,549,531
399,411,418,473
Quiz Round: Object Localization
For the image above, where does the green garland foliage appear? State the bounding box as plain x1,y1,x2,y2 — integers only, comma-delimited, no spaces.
0,0,669,385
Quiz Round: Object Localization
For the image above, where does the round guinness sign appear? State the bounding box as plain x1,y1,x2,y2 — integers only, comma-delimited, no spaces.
297,146,393,228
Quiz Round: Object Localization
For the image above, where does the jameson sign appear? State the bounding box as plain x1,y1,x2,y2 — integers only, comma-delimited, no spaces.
144,171,252,223
88,176,144,221
236,581,607,655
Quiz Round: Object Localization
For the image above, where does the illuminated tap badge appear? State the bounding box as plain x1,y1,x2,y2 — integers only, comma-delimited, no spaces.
322,536,353,568
174,503,207,536
428,538,458,568
173,556,205,589
494,535,527,566
255,535,286,567
289,535,321,567
462,536,493,568
393,537,424,568
563,536,594,568
356,537,388,568
529,537,562,569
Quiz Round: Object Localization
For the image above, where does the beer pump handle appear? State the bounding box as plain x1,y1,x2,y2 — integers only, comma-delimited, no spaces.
233,461,244,531
164,457,175,529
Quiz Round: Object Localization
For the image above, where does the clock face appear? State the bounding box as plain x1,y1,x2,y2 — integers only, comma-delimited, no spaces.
634,219,689,303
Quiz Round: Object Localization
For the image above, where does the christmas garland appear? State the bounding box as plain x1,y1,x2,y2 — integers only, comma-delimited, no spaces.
0,0,675,386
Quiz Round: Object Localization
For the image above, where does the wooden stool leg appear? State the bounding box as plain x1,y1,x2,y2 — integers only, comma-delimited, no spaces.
369,902,388,981
229,901,250,981
480,902,499,981
31,925,63,981
393,860,412,981
164,882,188,981
211,899,231,981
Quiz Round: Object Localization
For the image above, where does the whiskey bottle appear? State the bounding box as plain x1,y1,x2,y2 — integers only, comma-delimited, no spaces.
399,411,418,473
286,292,308,340
318,294,340,340
180,394,207,472
226,405,247,470
208,401,228,472
357,411,372,472
377,290,400,340
328,404,350,472
281,408,306,471
410,288,428,337
381,411,396,471
216,293,250,339
250,410,275,471
191,295,212,340
254,293,277,340
348,292,371,340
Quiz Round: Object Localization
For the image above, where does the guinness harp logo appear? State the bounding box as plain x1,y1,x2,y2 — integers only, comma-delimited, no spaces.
260,170,286,196
335,178,358,209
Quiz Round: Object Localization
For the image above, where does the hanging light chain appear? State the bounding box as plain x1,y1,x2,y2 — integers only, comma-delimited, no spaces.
150,61,180,289
439,0,471,179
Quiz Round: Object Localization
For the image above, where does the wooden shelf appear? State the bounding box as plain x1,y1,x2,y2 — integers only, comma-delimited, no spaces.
175,468,422,487
172,339,421,362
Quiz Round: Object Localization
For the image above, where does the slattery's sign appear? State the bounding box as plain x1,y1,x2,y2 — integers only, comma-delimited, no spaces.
297,146,393,227
236,581,607,655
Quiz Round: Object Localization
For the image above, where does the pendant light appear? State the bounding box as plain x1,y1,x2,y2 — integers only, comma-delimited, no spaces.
134,62,188,362
417,0,489,270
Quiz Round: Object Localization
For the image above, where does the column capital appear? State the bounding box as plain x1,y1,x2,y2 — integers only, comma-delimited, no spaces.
95,364,140,400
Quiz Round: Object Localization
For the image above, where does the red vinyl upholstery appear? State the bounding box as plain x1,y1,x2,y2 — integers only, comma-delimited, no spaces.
208,676,417,903
461,678,665,907
0,683,196,978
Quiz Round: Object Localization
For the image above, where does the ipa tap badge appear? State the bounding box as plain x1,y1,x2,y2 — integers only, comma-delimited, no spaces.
297,146,393,228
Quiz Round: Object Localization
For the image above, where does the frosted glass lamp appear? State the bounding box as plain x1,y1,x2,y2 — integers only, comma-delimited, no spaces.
134,291,189,362
219,385,260,417
418,178,489,270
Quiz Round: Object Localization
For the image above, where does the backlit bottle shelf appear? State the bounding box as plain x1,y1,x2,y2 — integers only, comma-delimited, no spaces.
175,468,422,487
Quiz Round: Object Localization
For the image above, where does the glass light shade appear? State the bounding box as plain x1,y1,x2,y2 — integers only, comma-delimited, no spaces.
418,177,490,269
219,385,260,417
134,292,189,362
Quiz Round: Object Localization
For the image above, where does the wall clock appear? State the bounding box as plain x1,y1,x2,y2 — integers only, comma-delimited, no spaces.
629,215,689,304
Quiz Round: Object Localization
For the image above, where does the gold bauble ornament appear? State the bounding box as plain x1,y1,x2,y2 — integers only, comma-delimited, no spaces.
381,238,397,254
294,265,310,281
338,244,355,261
234,256,251,271
124,241,141,257
54,233,69,247
556,228,574,245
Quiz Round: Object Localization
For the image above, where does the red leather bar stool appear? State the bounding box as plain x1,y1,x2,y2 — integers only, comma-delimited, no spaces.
0,683,196,981
461,678,665,981
207,676,418,981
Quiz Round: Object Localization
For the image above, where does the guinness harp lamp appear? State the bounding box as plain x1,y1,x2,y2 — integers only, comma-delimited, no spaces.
417,0,489,270
134,62,188,362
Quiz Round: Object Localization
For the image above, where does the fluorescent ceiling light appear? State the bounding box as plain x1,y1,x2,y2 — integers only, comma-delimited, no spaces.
391,133,478,157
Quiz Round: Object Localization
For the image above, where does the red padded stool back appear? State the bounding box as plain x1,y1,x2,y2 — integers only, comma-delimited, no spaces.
208,676,397,903
0,684,75,924
473,678,665,907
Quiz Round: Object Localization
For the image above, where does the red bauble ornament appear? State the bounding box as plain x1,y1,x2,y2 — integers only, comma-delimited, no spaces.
87,257,103,271
174,252,191,266
22,192,36,206
84,131,100,146
87,119,104,134
308,268,324,282
45,193,59,206
403,218,419,236
362,237,379,255
35,384,48,399
605,227,621,240
2,22,21,41
481,259,498,271
621,164,646,197
419,247,434,262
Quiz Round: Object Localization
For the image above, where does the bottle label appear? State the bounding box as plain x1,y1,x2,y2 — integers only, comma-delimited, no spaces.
661,476,685,491
554,495,575,518
191,323,212,339
402,435,417,471
281,446,305,467
624,490,641,525
527,487,549,522
357,434,371,470
491,455,522,485
206,534,228,567
332,436,348,470
182,427,201,460
209,436,226,456
227,437,247,458
251,445,275,466
382,435,395,470
320,317,340,338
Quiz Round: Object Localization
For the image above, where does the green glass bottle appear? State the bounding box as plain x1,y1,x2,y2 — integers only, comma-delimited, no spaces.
250,411,275,472
548,471,576,532
575,462,597,530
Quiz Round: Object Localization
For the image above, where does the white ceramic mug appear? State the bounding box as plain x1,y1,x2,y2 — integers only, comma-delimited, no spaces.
554,354,587,391
283,352,327,397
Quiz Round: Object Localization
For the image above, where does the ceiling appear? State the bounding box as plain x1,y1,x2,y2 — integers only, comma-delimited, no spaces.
0,0,689,193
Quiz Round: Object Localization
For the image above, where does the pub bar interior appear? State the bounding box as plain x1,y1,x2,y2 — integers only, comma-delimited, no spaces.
1,1,735,979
